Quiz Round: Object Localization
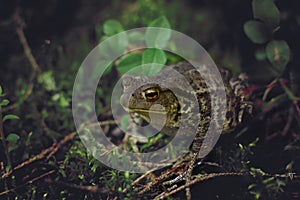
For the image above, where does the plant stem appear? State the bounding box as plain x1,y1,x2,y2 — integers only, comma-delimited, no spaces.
0,104,12,168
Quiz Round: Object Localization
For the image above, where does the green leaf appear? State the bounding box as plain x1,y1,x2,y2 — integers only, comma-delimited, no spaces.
255,48,267,61
244,20,271,44
121,115,129,130
102,61,114,75
0,86,2,95
103,19,124,36
38,71,57,91
252,0,280,28
99,32,128,59
6,133,20,143
128,31,145,43
142,49,167,65
3,114,19,122
266,40,290,72
58,95,69,108
142,49,166,75
0,99,9,106
117,53,142,74
146,16,171,48
149,16,171,29
8,144,18,153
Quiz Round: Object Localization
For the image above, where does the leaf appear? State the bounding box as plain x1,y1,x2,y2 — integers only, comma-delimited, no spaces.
149,16,171,29
6,133,20,143
3,114,19,122
116,53,142,74
103,19,124,36
58,95,69,108
0,99,9,106
8,144,18,153
38,71,57,91
120,115,129,130
142,49,167,75
244,20,271,44
142,48,167,65
255,48,267,61
99,32,128,59
128,31,145,43
266,40,290,72
102,61,114,75
146,16,171,48
0,86,2,95
252,0,280,28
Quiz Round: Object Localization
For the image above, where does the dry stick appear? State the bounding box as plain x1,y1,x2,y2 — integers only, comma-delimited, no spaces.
155,172,243,199
0,170,56,196
44,178,98,193
281,106,294,136
46,132,77,160
2,13,40,112
138,161,188,195
155,171,300,200
1,120,116,180
0,132,75,180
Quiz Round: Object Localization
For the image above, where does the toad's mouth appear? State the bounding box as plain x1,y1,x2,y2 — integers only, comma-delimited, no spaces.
128,108,168,115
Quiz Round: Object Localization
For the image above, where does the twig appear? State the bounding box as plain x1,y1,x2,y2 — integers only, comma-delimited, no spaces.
0,170,56,196
155,170,300,200
1,120,116,180
138,161,188,194
281,106,294,136
155,172,243,199
122,167,158,193
46,132,77,160
1,132,76,179
44,178,98,193
2,12,40,112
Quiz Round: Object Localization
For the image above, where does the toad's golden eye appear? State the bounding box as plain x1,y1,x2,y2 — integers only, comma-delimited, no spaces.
143,88,160,101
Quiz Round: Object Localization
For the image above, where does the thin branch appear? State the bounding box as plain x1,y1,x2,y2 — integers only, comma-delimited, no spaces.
1,132,76,179
0,170,56,196
44,178,98,193
1,120,116,180
155,172,243,199
3,12,40,112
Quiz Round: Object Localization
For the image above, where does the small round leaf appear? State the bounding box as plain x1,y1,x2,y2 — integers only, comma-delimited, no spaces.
255,48,267,61
244,20,271,44
266,40,290,72
0,99,9,106
142,49,167,75
146,16,171,48
6,133,20,143
103,19,124,36
252,0,280,28
142,49,167,65
117,53,142,74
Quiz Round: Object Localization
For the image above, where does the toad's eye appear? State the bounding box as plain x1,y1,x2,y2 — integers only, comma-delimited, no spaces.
143,88,160,101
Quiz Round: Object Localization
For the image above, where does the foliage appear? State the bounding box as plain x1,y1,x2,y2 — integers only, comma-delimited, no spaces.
244,0,291,74
0,0,299,199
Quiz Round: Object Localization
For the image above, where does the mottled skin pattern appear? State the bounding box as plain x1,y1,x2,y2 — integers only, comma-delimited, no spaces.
121,61,249,152
121,61,251,199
